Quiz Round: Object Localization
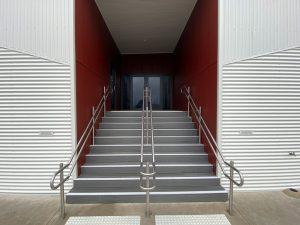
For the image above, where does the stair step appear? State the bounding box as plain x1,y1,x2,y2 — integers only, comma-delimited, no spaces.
100,122,195,129
81,163,213,176
66,186,228,204
96,129,197,136
94,136,199,145
73,174,220,188
90,144,204,154
102,117,191,123
86,153,208,163
69,110,226,204
106,111,187,117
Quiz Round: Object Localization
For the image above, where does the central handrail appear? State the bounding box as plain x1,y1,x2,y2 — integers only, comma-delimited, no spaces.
181,85,244,215
139,86,156,217
49,85,110,218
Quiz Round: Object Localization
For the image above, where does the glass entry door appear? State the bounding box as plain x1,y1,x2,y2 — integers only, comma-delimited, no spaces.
132,76,145,109
148,77,161,109
123,75,171,110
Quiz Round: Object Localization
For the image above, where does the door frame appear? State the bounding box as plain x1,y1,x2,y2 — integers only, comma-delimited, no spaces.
130,75,163,110
121,74,173,110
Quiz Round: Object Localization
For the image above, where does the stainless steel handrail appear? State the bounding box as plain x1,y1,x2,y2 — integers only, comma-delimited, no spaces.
50,85,110,218
181,85,244,215
139,86,156,217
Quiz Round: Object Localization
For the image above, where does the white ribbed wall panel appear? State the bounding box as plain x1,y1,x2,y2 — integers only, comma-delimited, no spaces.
0,47,73,193
222,0,300,64
221,47,300,190
0,0,72,64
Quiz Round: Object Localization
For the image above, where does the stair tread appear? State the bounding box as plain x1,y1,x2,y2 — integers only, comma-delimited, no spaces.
77,173,218,179
90,143,203,146
68,185,227,194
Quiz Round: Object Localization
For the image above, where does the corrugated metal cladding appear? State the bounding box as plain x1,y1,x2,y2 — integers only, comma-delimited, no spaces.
222,0,300,64
0,47,72,193
221,47,300,190
0,0,72,64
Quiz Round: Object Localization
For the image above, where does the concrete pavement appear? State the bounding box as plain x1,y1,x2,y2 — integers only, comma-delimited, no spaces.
0,191,299,225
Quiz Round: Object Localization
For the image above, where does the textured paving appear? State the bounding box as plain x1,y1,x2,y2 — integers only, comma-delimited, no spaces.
155,215,231,225
65,216,140,225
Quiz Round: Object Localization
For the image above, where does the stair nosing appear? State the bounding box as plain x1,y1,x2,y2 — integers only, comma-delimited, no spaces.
82,163,212,168
76,176,219,181
97,128,197,131
86,153,207,156
101,122,194,124
94,136,199,138
103,116,191,118
109,111,186,113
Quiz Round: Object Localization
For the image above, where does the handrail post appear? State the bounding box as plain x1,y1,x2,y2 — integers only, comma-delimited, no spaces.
229,160,234,215
59,163,65,219
103,86,107,117
92,106,95,145
198,106,201,143
187,86,190,116
146,87,149,144
145,162,150,217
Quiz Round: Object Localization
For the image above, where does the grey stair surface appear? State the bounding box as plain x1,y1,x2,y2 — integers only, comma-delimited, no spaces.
66,111,228,204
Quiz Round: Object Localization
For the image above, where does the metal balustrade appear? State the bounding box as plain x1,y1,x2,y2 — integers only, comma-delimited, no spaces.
139,86,156,217
50,86,110,218
181,86,244,215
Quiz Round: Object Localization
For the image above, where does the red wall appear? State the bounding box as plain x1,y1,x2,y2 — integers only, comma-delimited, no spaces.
120,54,175,76
76,0,120,168
174,0,218,166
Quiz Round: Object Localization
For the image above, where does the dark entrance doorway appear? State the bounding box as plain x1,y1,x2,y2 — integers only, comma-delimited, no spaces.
122,75,172,110
109,62,118,110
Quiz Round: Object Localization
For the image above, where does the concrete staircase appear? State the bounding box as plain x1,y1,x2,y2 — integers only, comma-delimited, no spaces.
66,111,228,204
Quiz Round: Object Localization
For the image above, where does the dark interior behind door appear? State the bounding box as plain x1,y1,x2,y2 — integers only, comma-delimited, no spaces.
121,75,172,110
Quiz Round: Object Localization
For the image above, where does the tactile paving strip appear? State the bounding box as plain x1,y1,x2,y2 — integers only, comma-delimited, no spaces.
155,215,231,225
65,216,140,225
